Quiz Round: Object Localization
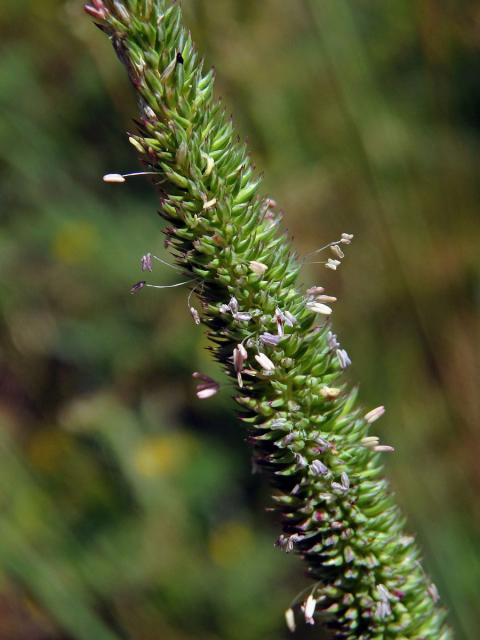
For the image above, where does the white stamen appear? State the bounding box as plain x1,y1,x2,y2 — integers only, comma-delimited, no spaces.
233,312,252,322
336,349,352,369
304,233,353,260
260,332,283,347
377,584,392,602
341,232,354,244
285,608,296,633
341,472,350,490
237,343,248,359
330,244,345,259
255,353,275,372
233,344,248,388
103,171,159,184
190,307,201,325
249,261,268,276
203,198,217,210
325,258,341,271
327,331,340,350
316,295,337,303
274,308,285,336
362,437,394,453
193,372,220,400
204,155,215,177
307,286,325,297
375,600,391,619
311,460,328,476
103,173,126,183
361,436,380,448
307,302,333,316
144,105,156,119
128,136,144,153
229,297,239,314
304,595,316,624
196,386,218,400
364,406,386,424
428,583,440,603
320,386,341,399
295,453,308,468
284,311,297,326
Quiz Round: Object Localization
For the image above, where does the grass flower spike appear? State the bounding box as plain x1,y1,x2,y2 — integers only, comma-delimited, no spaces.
85,2,452,638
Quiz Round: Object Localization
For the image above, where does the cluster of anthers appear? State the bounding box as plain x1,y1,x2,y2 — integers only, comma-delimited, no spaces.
106,164,398,622
106,171,361,395
283,564,403,632
104,184,373,414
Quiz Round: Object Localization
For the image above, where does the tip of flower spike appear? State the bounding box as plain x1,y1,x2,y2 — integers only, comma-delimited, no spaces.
103,173,126,184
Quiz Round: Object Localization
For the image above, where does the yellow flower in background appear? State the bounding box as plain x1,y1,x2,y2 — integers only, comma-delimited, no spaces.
134,434,197,478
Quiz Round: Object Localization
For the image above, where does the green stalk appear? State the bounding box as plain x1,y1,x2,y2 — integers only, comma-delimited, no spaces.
84,1,452,637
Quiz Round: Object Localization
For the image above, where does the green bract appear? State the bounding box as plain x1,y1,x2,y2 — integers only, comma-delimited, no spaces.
86,1,452,637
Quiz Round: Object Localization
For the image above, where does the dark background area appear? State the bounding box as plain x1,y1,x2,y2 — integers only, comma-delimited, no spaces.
0,1,479,638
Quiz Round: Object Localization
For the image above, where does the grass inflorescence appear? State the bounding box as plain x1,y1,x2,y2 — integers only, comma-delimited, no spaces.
85,1,452,637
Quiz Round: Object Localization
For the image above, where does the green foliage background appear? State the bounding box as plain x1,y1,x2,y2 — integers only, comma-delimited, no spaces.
0,1,479,638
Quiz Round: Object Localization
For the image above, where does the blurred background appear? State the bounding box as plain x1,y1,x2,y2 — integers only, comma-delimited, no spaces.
0,0,479,638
